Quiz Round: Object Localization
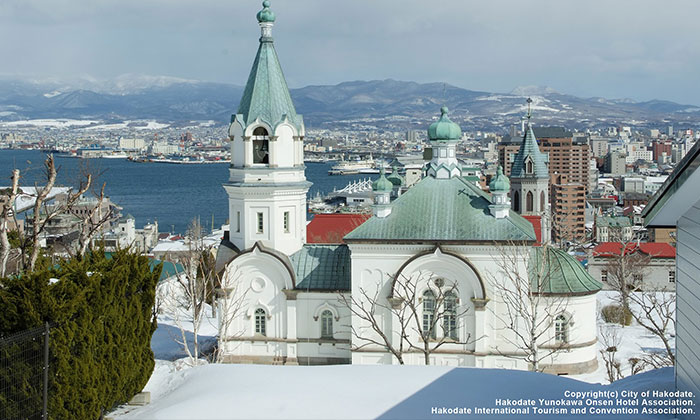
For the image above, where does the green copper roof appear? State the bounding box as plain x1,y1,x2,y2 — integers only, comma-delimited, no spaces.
372,167,393,192
257,1,276,23
530,246,602,295
428,107,462,141
290,245,350,291
386,165,405,186
511,123,549,179
345,176,536,242
489,166,510,192
236,15,302,131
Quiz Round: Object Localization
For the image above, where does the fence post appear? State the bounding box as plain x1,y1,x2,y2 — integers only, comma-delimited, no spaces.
42,322,49,420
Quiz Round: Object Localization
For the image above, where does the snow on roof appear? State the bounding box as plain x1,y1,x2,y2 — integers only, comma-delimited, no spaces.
1,186,72,213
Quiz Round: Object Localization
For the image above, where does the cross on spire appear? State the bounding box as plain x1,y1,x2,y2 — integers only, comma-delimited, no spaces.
526,97,533,120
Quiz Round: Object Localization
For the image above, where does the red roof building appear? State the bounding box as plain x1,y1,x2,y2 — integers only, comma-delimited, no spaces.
592,242,676,258
522,215,543,245
306,213,371,244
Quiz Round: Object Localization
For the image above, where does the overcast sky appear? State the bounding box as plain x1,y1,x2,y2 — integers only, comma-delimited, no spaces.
1,0,699,104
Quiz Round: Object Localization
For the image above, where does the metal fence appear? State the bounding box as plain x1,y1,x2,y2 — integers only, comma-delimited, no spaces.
0,323,49,420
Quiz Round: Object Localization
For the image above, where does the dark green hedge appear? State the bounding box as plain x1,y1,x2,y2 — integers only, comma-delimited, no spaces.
0,250,160,419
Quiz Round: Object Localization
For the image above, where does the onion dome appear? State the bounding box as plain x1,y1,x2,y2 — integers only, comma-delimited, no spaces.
489,166,510,192
372,167,393,193
428,106,462,141
386,165,405,186
257,0,276,23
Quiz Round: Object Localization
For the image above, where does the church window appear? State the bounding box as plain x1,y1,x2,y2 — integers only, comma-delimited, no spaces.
236,211,241,233
257,212,264,233
526,191,534,212
443,292,458,340
320,310,333,338
283,211,290,233
555,314,569,344
540,191,545,211
601,270,608,282
669,270,675,283
422,290,437,340
513,191,520,212
252,127,269,164
526,160,533,174
255,308,267,336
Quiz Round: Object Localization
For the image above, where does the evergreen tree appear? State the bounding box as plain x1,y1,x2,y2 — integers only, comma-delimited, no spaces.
0,249,160,419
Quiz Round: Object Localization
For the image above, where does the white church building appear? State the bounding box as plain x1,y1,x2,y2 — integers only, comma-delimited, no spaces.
215,1,601,374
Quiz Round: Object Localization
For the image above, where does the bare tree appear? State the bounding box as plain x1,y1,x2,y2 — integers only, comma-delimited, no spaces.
339,280,410,364
214,266,249,363
602,241,652,316
599,324,624,384
626,291,675,366
70,181,119,258
488,243,569,372
0,169,20,277
340,271,472,365
17,155,92,271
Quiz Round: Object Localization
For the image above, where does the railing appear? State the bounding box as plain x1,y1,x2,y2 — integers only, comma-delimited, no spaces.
0,323,50,420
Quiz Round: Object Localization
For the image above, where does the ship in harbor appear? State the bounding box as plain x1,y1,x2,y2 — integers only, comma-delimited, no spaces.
328,154,378,175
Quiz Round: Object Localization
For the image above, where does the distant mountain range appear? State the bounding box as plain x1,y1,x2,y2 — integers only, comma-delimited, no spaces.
1,76,699,131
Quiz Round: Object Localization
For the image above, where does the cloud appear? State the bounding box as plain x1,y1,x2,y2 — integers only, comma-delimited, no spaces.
0,0,699,104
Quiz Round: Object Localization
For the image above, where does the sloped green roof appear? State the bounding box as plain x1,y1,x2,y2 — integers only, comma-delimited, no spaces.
236,25,302,131
344,176,536,242
530,246,602,295
290,245,350,291
511,123,549,179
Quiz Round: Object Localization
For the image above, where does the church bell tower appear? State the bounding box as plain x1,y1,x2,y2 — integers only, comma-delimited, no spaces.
225,1,310,255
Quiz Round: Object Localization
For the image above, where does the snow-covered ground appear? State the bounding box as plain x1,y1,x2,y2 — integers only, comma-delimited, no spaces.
110,291,685,419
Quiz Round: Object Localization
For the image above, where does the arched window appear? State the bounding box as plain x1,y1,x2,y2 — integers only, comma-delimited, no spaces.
255,308,267,336
422,290,436,340
526,191,534,212
252,127,269,164
513,191,520,212
320,310,333,339
443,292,458,340
555,314,569,344
540,191,545,211
526,160,533,174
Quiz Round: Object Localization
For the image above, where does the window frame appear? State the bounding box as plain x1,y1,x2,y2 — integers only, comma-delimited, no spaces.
256,212,264,234
554,314,569,345
320,310,334,339
254,308,267,336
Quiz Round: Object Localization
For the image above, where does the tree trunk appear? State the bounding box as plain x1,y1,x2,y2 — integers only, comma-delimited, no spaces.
0,170,20,277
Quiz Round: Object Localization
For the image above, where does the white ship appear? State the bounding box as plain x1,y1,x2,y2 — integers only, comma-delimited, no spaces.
328,154,376,175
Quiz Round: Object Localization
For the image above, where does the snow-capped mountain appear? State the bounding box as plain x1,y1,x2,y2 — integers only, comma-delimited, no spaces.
0,76,698,130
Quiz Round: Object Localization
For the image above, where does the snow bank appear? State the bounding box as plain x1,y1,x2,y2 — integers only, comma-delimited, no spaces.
115,365,678,420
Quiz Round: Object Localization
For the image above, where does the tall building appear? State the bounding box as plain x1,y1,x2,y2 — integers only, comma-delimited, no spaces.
499,124,589,243
551,174,586,242
652,139,672,163
604,151,626,175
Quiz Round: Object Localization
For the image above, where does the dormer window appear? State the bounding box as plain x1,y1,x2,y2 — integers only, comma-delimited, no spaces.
526,159,533,174
252,127,269,164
